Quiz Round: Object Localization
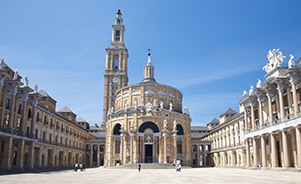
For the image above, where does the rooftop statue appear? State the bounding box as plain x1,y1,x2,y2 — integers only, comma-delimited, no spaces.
288,54,295,68
256,79,261,88
0,59,4,70
34,84,38,93
249,85,254,95
24,76,29,87
243,90,247,96
263,49,286,73
13,69,18,80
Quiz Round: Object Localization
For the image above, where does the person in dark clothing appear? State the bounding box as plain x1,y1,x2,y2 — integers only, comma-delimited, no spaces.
138,164,141,172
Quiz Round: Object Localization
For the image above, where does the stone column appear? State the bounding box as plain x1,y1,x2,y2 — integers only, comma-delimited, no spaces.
282,130,290,168
277,85,285,122
290,79,299,117
142,137,145,163
17,139,25,169
258,98,264,128
97,144,100,166
196,145,200,166
19,97,28,136
3,137,13,169
244,109,248,132
253,137,258,167
120,134,123,163
296,127,301,168
30,101,38,138
251,105,255,131
163,133,167,164
267,93,273,125
204,150,207,166
173,134,177,164
6,91,17,133
28,142,35,169
90,144,93,166
130,134,133,164
270,132,277,168
260,135,267,167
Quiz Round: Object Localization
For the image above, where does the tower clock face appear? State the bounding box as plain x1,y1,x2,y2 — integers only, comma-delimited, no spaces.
113,77,118,83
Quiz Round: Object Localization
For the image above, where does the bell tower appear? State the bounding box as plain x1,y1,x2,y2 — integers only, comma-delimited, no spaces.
102,9,129,128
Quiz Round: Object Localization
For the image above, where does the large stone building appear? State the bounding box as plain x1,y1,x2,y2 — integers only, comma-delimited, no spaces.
201,50,301,169
1,9,300,171
103,10,192,166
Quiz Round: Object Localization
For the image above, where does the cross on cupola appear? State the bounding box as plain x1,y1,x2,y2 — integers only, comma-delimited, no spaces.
143,48,156,83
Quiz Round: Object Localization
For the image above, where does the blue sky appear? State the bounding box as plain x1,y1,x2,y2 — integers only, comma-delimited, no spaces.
1,0,301,126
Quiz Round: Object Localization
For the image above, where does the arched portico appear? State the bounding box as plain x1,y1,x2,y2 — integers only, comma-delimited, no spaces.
137,122,160,163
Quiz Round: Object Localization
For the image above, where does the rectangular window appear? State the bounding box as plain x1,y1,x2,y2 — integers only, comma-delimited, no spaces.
35,129,39,139
115,140,120,154
5,98,10,110
49,133,52,143
43,131,46,142
115,30,120,36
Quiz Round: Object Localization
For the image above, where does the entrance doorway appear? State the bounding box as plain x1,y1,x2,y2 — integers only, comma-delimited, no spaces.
145,145,153,163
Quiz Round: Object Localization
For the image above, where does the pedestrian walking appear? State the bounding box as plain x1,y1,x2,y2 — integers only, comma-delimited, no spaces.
79,163,83,171
138,164,141,172
83,163,85,171
74,163,78,172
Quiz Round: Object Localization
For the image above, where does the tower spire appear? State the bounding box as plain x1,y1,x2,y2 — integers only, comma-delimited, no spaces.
143,49,155,83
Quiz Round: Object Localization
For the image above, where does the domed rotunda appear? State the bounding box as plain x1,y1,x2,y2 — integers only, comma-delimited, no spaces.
104,52,192,166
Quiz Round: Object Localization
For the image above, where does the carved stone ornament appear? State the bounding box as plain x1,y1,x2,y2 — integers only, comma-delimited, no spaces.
249,85,254,95
263,49,286,73
13,69,18,80
256,79,261,88
163,119,167,129
243,90,247,96
288,54,295,68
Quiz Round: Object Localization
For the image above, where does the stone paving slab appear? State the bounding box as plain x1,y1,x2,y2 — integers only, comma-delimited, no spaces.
0,167,300,184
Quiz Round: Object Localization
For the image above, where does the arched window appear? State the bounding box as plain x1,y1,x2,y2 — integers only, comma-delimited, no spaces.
139,122,159,133
113,124,121,135
113,55,119,70
176,124,184,135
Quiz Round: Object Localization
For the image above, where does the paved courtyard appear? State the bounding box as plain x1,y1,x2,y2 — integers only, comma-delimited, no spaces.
0,167,300,184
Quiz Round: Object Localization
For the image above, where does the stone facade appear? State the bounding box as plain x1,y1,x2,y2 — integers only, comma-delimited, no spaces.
103,10,192,166
0,60,96,170
201,49,301,169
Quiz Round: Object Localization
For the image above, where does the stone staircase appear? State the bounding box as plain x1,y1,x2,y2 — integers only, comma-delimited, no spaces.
105,163,191,169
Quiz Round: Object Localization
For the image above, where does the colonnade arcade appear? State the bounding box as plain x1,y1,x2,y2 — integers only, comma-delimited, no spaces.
240,65,301,169
85,142,105,167
108,121,185,165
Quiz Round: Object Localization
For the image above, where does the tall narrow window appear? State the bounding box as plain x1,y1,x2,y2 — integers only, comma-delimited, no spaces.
115,30,120,41
113,56,119,70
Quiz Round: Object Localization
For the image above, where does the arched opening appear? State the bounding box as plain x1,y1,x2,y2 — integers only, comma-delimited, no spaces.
24,153,28,167
176,124,184,135
113,124,121,135
113,55,119,70
138,122,159,133
59,151,64,166
138,122,160,163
